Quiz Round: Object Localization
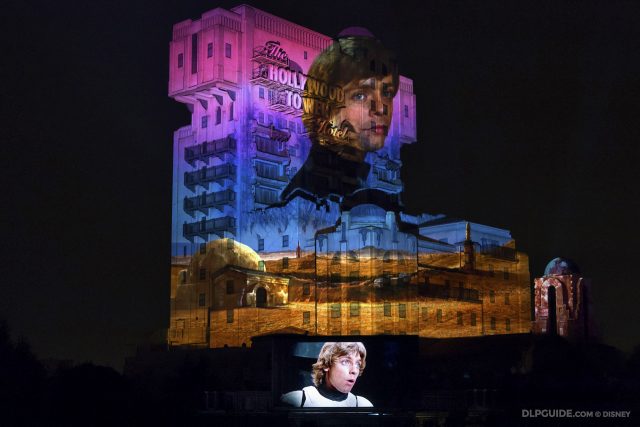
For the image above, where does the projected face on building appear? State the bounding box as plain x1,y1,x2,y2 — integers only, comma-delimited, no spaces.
303,33,399,161
339,74,395,153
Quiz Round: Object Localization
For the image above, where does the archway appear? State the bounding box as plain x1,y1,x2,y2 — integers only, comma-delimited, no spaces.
547,285,557,335
256,287,267,308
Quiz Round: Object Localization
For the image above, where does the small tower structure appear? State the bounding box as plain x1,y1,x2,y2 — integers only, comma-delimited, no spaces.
532,257,594,341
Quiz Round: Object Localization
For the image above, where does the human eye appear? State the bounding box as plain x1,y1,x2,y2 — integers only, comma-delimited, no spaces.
340,358,350,366
351,92,367,101
382,84,394,98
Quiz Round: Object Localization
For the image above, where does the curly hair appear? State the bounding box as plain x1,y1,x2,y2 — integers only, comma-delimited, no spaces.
311,342,367,387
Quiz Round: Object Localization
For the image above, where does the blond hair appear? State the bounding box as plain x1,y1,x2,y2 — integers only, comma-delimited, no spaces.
311,342,367,387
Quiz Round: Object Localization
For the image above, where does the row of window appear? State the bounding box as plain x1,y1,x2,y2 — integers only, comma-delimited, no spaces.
216,306,510,332
486,264,511,280
257,235,289,251
200,104,234,128
177,41,233,70
488,290,510,305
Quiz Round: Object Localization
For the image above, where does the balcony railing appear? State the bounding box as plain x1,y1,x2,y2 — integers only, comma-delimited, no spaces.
480,245,517,261
255,169,288,184
253,123,290,142
184,189,236,216
183,216,237,241
255,137,288,160
184,163,236,191
185,137,236,166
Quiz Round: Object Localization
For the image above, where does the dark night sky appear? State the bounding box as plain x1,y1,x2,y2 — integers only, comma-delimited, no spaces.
3,0,639,369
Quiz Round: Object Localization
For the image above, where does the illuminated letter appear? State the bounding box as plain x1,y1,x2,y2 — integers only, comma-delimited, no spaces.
278,68,288,85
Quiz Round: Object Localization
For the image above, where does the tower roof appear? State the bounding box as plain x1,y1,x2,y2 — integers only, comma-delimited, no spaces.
544,257,581,276
337,27,375,38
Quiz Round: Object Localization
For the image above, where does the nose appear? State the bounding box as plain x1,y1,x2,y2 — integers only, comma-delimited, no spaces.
370,91,385,117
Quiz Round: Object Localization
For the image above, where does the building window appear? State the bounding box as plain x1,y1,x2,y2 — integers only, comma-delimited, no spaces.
437,309,443,322
225,43,232,58
330,303,341,318
258,238,264,251
282,257,289,269
457,311,463,325
303,282,310,296
304,50,308,60
191,34,198,74
505,293,510,305
258,260,265,271
226,280,234,294
506,318,511,331
177,53,183,68
227,309,234,323
384,302,391,317
201,116,208,128
229,102,234,121
404,105,409,118
207,42,213,58
503,267,510,280
421,307,428,321
282,235,289,247
199,243,207,254
350,302,360,317
470,312,477,326
259,87,265,99
199,268,206,280
198,293,206,307
490,317,496,330
303,311,310,324
216,107,221,124
258,112,265,124
489,290,495,303
399,303,407,319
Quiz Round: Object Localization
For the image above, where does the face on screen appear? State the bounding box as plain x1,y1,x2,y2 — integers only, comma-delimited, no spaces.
324,352,362,394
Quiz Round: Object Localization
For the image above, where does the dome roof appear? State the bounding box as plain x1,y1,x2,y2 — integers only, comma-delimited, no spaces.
190,238,262,278
350,203,386,223
544,257,580,276
337,27,375,38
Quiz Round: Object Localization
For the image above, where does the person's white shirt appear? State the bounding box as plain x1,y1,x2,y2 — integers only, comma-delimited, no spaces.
281,386,373,407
